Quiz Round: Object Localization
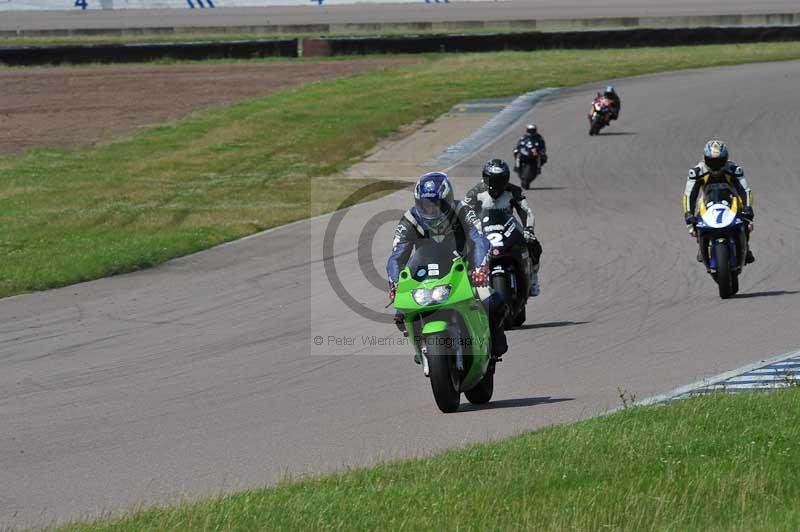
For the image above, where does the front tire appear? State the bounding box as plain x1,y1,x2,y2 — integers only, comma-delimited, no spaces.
520,163,533,189
465,368,494,405
714,243,733,299
491,273,515,328
512,305,527,327
590,116,603,136
427,334,461,413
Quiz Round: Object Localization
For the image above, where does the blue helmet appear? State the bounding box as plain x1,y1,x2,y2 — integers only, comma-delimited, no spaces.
414,172,454,231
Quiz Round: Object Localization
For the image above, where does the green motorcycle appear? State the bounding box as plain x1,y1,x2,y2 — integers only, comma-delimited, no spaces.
394,241,496,413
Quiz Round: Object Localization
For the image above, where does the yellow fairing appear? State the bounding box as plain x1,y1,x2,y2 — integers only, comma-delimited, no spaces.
698,192,740,216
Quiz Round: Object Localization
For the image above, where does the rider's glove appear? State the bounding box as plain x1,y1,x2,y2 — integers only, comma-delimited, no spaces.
388,282,397,303
684,212,698,227
470,264,490,287
742,206,754,221
523,226,537,242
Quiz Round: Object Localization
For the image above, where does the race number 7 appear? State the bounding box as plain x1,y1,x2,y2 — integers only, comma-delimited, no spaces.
75,0,88,9
714,207,726,224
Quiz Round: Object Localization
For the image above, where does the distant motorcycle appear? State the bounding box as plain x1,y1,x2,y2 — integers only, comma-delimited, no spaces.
693,184,750,299
588,96,613,135
514,140,542,189
481,209,531,328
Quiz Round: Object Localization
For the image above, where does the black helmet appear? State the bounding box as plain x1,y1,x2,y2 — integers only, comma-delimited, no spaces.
526,124,538,136
482,159,510,198
703,140,729,172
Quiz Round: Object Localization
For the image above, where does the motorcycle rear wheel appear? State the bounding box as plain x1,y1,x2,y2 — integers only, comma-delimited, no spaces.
427,333,461,413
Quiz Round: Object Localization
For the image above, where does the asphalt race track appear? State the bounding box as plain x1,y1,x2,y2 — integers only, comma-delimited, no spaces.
3,61,800,528
2,1,799,31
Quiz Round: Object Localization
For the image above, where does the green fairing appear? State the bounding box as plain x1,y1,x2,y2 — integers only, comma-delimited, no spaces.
421,321,449,334
394,257,492,392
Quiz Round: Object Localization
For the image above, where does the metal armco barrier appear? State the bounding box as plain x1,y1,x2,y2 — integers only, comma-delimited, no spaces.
0,39,297,65
300,25,800,56
3,25,800,65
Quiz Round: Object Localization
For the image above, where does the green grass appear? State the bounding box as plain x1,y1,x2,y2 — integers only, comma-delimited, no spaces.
56,389,800,531
3,42,800,298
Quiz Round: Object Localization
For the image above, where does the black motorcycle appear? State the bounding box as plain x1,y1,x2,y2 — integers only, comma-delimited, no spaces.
481,209,531,328
514,140,542,189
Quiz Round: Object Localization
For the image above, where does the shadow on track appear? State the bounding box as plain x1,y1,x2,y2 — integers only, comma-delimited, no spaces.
599,131,637,136
460,396,574,412
529,186,568,191
515,320,590,331
735,290,799,299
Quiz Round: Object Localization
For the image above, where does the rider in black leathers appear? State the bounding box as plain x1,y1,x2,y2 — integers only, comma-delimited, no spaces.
601,85,621,120
464,159,542,297
387,171,509,359
513,124,548,171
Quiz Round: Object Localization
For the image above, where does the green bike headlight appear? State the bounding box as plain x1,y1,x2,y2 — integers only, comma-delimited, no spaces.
412,285,451,306
412,288,433,306
431,285,451,303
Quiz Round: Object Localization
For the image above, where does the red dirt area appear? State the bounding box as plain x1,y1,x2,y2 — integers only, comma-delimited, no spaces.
0,58,418,156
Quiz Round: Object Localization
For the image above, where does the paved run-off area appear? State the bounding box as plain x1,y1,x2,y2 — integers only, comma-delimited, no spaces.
2,60,800,529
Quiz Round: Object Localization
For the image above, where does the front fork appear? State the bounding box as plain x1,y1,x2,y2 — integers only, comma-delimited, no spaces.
699,230,746,272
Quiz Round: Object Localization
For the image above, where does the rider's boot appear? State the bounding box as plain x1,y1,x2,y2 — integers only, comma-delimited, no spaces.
483,291,509,360
696,249,703,263
492,327,508,361
529,269,540,297
529,260,541,297
394,311,406,333
745,229,755,264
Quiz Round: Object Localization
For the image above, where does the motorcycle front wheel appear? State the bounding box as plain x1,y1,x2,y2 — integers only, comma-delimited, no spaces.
426,333,461,413
520,163,534,189
465,365,494,405
590,116,603,136
491,272,516,329
713,242,734,299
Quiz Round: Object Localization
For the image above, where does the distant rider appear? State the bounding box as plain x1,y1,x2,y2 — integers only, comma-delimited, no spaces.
683,140,755,263
387,172,509,359
513,124,548,171
463,159,542,297
600,85,621,120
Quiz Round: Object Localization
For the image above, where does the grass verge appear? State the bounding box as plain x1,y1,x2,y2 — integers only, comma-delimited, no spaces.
3,42,800,298
56,389,800,531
